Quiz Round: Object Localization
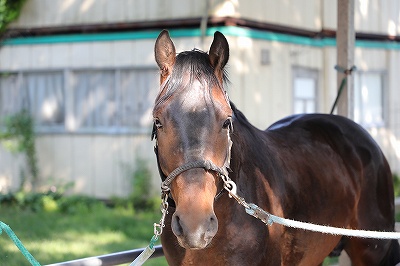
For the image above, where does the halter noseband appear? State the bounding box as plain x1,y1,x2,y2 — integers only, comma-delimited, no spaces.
160,160,229,192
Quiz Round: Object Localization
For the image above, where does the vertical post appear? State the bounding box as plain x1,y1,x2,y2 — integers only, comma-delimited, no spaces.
336,0,355,118
200,0,211,50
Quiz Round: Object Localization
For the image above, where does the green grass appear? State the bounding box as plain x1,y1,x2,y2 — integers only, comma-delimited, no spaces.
0,205,167,266
0,202,354,266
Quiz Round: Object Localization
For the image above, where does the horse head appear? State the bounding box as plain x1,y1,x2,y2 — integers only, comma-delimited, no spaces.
152,30,233,249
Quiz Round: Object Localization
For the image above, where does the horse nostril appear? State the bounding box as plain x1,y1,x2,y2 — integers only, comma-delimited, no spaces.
172,215,184,236
205,214,218,239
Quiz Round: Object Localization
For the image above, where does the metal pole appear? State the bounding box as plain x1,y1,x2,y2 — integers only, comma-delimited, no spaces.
45,245,164,266
336,0,355,118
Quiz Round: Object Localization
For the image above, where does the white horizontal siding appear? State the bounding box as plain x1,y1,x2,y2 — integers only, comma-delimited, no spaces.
0,41,157,71
219,0,321,31
323,0,400,35
10,0,400,36
0,134,159,198
10,0,207,28
1,35,400,198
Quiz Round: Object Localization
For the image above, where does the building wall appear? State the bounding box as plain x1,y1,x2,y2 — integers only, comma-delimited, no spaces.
0,133,158,197
11,0,400,37
1,0,399,198
323,0,400,35
226,36,324,128
0,36,204,198
10,0,206,28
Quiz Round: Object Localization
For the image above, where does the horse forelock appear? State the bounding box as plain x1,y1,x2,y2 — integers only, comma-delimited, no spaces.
154,49,229,113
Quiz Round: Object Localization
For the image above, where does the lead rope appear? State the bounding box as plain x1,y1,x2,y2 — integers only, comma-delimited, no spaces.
329,65,357,115
130,194,169,266
220,174,400,239
0,221,41,266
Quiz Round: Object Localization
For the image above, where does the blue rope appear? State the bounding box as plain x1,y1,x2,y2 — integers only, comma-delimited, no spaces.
0,221,41,266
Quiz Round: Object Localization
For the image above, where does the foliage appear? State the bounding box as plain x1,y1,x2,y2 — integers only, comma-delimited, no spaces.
0,189,107,215
0,204,167,266
131,158,160,211
0,0,26,33
114,159,161,212
393,173,400,198
0,110,39,190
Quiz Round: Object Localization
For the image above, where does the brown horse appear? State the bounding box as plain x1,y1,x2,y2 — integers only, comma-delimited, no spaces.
152,30,400,265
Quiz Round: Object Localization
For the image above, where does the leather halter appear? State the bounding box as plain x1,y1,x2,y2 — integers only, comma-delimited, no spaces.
151,120,233,206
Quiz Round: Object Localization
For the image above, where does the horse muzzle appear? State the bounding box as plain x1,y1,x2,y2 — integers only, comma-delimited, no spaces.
156,160,228,249
171,209,218,249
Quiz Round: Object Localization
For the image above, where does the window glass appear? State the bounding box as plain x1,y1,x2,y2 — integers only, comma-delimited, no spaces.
0,73,24,119
119,69,158,128
353,72,384,127
292,68,318,114
72,70,115,129
0,72,64,127
25,72,64,126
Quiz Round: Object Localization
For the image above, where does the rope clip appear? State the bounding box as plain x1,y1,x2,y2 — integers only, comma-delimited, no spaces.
245,203,274,226
153,193,169,237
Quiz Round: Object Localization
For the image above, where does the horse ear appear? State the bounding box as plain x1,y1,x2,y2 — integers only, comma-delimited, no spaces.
209,31,229,71
155,30,176,78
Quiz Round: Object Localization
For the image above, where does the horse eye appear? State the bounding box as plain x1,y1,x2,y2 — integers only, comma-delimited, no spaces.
154,118,163,129
222,118,232,130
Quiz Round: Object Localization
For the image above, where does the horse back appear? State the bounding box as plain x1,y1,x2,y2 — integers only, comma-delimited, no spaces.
264,114,396,264
267,113,394,228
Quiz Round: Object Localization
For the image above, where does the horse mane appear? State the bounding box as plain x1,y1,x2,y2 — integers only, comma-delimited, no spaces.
154,49,229,109
230,101,257,132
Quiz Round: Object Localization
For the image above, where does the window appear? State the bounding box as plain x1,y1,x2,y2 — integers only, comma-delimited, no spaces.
68,69,158,132
0,71,64,128
71,70,116,130
353,72,385,127
0,68,159,134
292,67,318,114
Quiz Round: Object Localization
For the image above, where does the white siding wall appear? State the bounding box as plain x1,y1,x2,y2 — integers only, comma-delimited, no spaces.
1,0,399,197
213,0,322,31
11,0,400,36
225,36,324,129
35,134,156,198
0,36,202,198
2,37,400,196
0,39,163,198
0,41,156,70
228,38,400,174
11,0,206,28
323,0,400,35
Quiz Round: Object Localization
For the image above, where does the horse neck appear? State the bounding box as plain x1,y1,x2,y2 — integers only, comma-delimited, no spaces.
229,116,280,197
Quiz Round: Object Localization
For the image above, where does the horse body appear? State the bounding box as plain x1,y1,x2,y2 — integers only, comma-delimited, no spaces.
153,30,400,265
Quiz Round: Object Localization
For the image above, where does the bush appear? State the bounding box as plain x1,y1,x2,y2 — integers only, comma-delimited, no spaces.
0,110,39,190
131,158,159,211
0,190,60,212
0,190,105,214
0,0,27,33
58,195,105,214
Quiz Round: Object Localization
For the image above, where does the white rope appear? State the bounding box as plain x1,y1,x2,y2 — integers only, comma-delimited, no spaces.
244,202,400,240
222,175,400,240
269,213,400,239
